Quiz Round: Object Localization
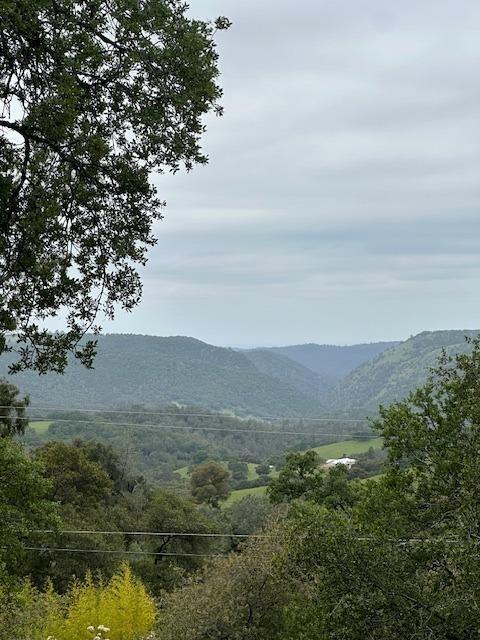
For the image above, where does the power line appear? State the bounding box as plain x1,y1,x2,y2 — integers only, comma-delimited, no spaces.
21,546,225,558
30,529,268,539
0,405,371,423
23,529,460,545
17,537,462,559
19,416,376,438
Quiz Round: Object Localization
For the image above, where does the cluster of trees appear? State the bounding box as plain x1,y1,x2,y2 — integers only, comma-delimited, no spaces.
155,340,480,639
0,431,277,638
1,435,279,595
23,407,350,482
348,445,386,479
3,336,480,638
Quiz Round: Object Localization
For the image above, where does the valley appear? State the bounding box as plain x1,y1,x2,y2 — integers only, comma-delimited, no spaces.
5,329,478,416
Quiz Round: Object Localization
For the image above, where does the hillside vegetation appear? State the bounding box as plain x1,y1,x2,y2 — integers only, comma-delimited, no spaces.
2,335,322,417
267,341,398,378
4,330,479,416
243,348,331,398
328,330,479,409
25,408,367,482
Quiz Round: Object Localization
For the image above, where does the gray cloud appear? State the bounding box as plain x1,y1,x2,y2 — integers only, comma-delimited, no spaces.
105,0,480,346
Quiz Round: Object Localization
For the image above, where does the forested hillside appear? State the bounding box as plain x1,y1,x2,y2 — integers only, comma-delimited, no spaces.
243,348,332,399
328,330,479,409
266,341,398,378
3,331,479,416
1,335,322,417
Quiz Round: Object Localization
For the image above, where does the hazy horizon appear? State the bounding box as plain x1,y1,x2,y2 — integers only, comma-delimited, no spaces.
78,327,479,351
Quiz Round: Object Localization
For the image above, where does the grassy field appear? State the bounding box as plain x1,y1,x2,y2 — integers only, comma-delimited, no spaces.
360,473,383,483
222,485,268,507
29,420,52,434
219,437,383,506
175,465,190,479
311,437,383,459
246,463,258,480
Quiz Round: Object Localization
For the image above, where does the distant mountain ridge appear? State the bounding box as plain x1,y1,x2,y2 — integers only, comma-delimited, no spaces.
243,348,332,400
0,334,323,417
265,341,399,379
1,330,478,416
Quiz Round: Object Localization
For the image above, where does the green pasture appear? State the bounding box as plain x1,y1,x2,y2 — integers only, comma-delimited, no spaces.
29,420,52,434
222,485,268,507
310,437,383,459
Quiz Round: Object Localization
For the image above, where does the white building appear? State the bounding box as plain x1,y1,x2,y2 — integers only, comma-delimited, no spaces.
325,457,357,469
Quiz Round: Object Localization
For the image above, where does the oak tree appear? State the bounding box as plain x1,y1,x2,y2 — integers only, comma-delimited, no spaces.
0,0,230,373
190,461,231,507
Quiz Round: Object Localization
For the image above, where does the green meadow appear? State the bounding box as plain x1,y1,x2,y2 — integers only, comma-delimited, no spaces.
29,421,52,434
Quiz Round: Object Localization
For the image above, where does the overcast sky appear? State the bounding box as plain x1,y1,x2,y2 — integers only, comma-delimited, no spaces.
108,0,480,347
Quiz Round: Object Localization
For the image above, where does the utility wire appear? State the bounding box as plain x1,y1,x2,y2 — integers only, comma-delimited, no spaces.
23,529,459,545
20,546,225,558
17,537,461,559
29,529,269,539
0,405,371,423
18,416,376,438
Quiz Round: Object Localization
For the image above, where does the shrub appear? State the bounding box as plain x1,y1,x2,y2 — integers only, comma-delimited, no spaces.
62,564,156,640
8,563,158,640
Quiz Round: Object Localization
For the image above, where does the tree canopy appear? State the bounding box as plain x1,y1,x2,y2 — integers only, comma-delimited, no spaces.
156,338,480,640
0,377,28,436
0,437,58,574
0,0,229,372
190,461,231,507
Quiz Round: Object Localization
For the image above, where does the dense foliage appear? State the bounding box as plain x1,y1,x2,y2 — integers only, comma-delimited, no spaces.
23,406,366,481
0,376,29,435
0,0,229,372
329,329,479,409
0,564,156,640
157,338,480,639
0,437,59,574
158,529,288,640
2,339,480,637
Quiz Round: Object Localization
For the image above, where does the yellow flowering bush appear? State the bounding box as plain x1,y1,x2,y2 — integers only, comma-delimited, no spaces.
43,563,156,640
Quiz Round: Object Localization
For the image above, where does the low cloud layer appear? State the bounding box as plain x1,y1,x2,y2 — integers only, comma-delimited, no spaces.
108,0,480,346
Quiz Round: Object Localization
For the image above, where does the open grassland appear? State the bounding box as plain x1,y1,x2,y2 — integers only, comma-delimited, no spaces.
175,465,190,479
360,473,383,482
246,462,259,480
222,485,268,507
29,421,52,434
311,437,383,459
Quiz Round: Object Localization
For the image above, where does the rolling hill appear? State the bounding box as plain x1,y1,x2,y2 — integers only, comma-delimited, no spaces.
243,348,332,399
266,341,399,379
4,330,478,417
1,334,323,417
327,330,479,410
